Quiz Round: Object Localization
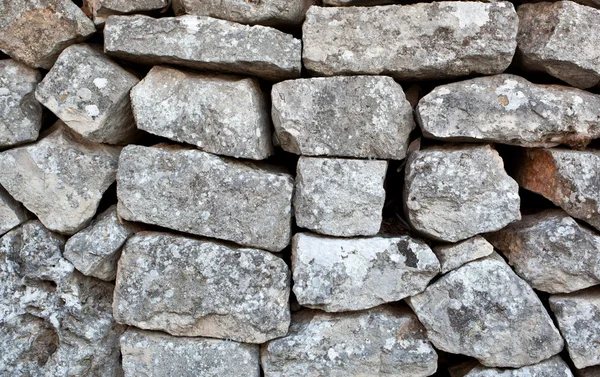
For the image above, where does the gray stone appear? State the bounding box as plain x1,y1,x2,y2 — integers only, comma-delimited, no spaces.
407,253,564,368
261,306,438,377
517,1,600,89
83,0,170,25
64,205,139,281
104,15,301,81
434,236,494,274
121,328,260,377
569,0,600,8
131,66,272,160
0,0,96,69
294,157,387,237
302,2,518,80
323,0,394,5
417,74,600,148
404,144,521,243
117,145,293,251
0,59,42,148
113,232,290,343
0,186,29,236
450,356,574,377
292,232,440,312
0,124,121,235
36,44,139,145
271,76,415,159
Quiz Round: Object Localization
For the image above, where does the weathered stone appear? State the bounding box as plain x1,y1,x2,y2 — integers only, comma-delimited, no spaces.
576,366,600,377
517,1,600,89
434,236,494,274
568,0,600,8
261,306,438,377
64,205,139,281
292,233,440,312
550,287,600,369
104,15,301,81
84,0,170,25
0,0,96,69
417,74,600,148
323,0,394,5
0,124,120,235
117,145,293,251
0,59,42,148
36,44,139,144
113,232,290,343
294,157,387,237
271,76,415,159
404,144,520,243
303,2,518,80
407,253,564,368
131,66,272,160
121,328,260,377
515,148,600,232
450,356,574,377
0,186,29,236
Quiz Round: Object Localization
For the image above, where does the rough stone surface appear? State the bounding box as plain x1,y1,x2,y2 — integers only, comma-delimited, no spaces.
121,328,260,377
550,287,600,369
84,0,170,25
292,233,440,312
323,0,394,5
294,157,387,237
117,145,293,251
407,253,564,368
271,76,415,159
0,124,121,235
64,205,139,281
450,356,574,377
417,74,600,148
0,0,96,69
0,186,29,236
104,15,301,81
576,366,600,377
261,306,438,377
0,59,42,148
36,44,139,145
131,66,272,160
434,236,494,274
517,1,600,89
515,148,600,232
303,2,518,80
404,144,521,242
113,232,291,343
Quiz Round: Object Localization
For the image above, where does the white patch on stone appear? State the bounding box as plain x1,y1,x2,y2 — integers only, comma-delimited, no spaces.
451,5,490,28
85,104,100,118
93,78,108,89
0,87,10,95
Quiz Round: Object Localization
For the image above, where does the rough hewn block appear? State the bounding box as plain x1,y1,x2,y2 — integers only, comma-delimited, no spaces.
83,0,170,25
433,236,493,274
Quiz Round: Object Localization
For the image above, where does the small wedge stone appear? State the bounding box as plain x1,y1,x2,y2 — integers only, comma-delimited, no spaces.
83,0,170,25
450,356,574,377
0,187,29,236
434,236,494,274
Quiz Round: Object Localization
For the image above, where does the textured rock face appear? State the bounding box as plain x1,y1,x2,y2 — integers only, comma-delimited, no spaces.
117,145,293,251
434,236,494,274
121,328,260,377
292,233,440,312
0,187,29,236
576,366,600,377
104,15,301,81
517,1,600,89
303,2,518,80
84,0,170,25
262,306,438,377
113,232,290,343
417,74,600,148
515,148,600,232
271,76,415,159
451,356,574,377
323,0,393,5
408,253,564,368
0,124,121,235
404,144,521,242
131,66,273,160
36,44,139,144
294,157,387,237
0,59,42,148
0,0,96,69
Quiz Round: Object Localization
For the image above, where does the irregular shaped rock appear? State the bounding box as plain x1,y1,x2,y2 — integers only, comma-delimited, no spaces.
121,328,260,377
117,145,293,251
261,306,438,377
0,186,29,236
417,74,600,148
104,15,301,81
131,66,272,160
0,59,42,148
113,232,290,343
450,356,574,377
407,253,564,367
292,233,440,312
517,1,600,89
271,76,415,159
0,0,95,69
36,44,139,144
303,2,518,80
434,236,494,274
404,144,521,242
84,0,170,25
294,157,387,237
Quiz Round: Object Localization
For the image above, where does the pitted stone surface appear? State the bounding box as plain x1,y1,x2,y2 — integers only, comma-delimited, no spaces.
434,236,494,274
450,356,574,377
84,0,170,25
271,76,415,159
0,186,29,237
